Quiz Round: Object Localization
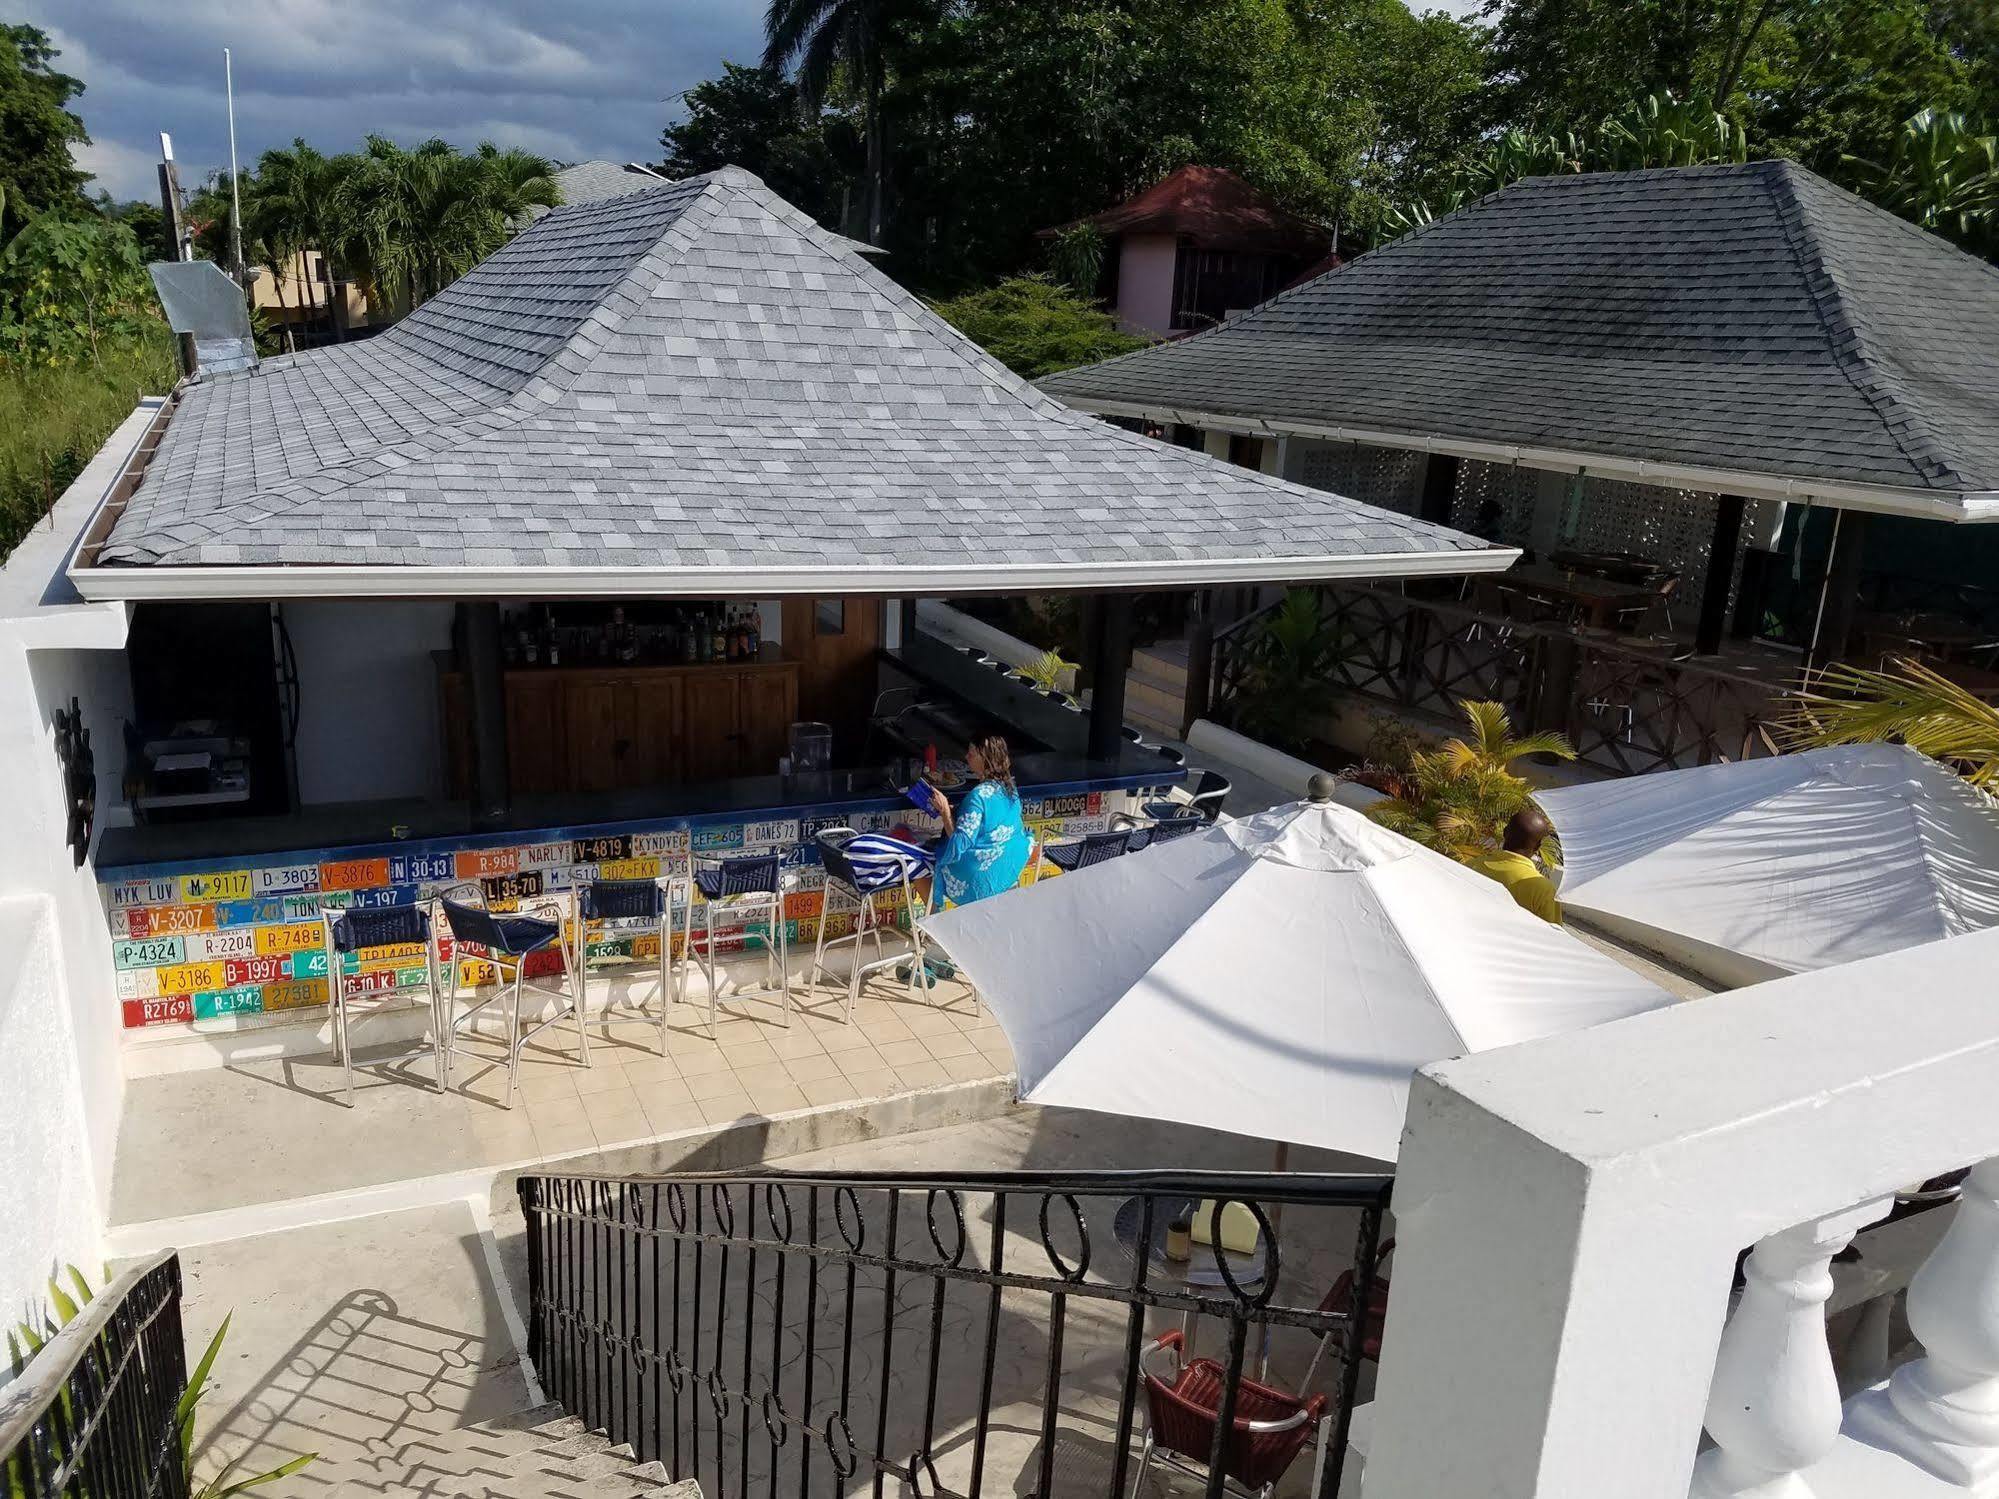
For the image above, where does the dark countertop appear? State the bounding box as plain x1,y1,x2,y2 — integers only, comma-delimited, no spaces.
95,646,1181,875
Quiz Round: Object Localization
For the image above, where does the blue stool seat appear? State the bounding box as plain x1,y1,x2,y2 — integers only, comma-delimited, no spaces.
323,902,444,1106
437,891,588,1106
442,898,560,957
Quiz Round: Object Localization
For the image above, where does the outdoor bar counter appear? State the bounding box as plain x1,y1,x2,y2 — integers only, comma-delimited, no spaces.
98,636,1184,1036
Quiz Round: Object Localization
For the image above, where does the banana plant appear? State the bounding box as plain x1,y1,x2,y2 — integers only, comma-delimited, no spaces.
1365,699,1573,864
1846,108,1999,252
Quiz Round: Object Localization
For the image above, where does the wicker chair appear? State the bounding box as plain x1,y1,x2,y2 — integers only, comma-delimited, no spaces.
1131,1330,1328,1498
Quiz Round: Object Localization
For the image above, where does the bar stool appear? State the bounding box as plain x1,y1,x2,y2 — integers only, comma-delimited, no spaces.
1145,769,1231,824
1030,827,1137,881
1114,809,1207,847
436,884,589,1108
571,876,676,1053
676,852,792,1030
320,902,446,1108
808,828,935,1021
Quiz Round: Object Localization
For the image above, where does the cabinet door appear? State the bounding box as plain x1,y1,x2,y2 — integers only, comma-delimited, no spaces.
564,677,626,794
505,676,566,794
681,672,742,783
739,668,798,772
627,676,685,787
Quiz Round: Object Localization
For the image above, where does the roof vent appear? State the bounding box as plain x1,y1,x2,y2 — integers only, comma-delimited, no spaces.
148,259,258,375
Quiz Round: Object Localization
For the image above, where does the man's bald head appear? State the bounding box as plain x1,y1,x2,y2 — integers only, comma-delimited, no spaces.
1504,805,1553,856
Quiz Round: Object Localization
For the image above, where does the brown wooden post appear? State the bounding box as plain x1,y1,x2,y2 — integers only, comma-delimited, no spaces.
1694,494,1748,657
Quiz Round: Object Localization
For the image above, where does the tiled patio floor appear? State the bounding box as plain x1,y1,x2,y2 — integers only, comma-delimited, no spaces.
109,966,1006,1232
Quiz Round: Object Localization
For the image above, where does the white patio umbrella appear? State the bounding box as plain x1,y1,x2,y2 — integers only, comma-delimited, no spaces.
1535,742,1999,985
919,788,1674,1163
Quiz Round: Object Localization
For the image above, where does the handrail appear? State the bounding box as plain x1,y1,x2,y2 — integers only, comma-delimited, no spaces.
517,1164,1395,1205
0,1250,178,1452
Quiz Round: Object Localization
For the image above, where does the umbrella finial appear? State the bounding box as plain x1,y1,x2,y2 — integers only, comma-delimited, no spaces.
1307,772,1339,803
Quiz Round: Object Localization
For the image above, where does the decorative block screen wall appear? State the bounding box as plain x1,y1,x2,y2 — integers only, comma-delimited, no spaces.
1296,441,1426,516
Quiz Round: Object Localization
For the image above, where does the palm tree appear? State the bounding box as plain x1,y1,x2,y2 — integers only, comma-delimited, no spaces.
255,138,357,340
1365,700,1575,863
1782,657,1999,787
763,0,908,244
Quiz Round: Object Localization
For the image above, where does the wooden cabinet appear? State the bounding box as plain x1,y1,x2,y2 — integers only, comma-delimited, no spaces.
440,659,792,798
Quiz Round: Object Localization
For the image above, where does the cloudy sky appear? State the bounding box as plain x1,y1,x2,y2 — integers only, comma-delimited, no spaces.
24,0,1482,204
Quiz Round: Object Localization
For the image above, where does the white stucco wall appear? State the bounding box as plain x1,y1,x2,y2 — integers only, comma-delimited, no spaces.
0,401,159,1314
0,896,100,1328
285,600,455,805
1115,233,1179,337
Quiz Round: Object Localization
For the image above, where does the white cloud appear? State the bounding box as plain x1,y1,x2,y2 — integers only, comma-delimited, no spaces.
20,0,762,202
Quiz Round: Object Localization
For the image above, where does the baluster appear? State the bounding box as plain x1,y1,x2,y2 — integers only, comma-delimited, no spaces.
1845,1158,1999,1486
1691,1198,1889,1499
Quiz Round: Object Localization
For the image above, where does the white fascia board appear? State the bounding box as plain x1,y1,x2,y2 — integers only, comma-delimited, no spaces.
1062,396,1999,523
67,546,1521,603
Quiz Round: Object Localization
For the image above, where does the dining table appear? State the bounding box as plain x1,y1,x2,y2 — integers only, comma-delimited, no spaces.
1498,562,1663,630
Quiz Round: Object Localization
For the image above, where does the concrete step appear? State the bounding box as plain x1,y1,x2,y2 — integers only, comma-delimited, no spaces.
1123,670,1188,734
314,1401,701,1497
1132,640,1190,694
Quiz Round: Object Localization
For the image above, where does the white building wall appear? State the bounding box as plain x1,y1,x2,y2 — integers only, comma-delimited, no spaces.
0,897,100,1329
1114,233,1179,337
284,600,454,805
0,401,161,1321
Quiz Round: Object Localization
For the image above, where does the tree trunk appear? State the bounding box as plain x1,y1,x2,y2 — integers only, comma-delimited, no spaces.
272,261,297,353
864,61,886,246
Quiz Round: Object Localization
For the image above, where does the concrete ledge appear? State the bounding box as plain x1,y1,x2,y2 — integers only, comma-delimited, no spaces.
1184,718,1385,809
915,600,1074,688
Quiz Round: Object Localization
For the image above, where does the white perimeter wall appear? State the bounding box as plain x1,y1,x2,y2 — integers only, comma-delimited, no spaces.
284,600,454,805
0,400,160,1325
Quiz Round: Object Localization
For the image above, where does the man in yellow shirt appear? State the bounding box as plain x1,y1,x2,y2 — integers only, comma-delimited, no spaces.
1470,807,1561,923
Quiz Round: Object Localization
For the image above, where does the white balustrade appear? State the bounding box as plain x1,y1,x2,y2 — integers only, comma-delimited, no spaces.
1691,1201,1890,1499
1845,1158,1999,1488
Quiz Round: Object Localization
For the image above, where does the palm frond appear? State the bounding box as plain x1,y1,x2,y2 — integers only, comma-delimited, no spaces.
1783,657,1999,785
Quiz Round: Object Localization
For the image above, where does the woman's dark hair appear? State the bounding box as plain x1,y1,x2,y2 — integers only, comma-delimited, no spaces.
972,735,1015,794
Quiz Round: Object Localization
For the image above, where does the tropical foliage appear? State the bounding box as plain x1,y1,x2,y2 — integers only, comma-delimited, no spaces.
1782,656,1999,787
1230,589,1347,753
1364,700,1573,864
930,277,1147,378
1847,108,1999,255
0,25,88,239
9,1266,316,1498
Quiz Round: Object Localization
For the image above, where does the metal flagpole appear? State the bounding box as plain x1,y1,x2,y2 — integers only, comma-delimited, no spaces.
225,48,245,283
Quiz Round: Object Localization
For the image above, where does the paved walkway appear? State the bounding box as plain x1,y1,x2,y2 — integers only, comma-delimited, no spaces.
110,962,1005,1241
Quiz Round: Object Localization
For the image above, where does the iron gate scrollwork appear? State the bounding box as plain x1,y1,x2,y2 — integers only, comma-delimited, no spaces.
518,1167,1392,1497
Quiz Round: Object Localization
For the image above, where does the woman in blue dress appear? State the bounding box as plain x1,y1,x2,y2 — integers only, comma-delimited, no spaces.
924,735,1032,908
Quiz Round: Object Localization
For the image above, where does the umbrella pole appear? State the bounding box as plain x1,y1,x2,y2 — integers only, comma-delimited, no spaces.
1262,1140,1291,1381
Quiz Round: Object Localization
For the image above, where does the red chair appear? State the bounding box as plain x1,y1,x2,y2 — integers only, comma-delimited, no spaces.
1310,1238,1394,1378
1131,1330,1327,1498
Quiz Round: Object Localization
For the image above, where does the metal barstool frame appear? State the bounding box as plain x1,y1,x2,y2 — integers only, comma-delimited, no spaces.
434,882,590,1109
568,875,679,1055
674,852,794,1032
805,829,936,1021
319,902,447,1108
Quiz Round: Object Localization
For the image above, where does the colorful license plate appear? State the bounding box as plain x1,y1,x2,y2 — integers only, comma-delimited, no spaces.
482,871,544,902
224,955,291,987
193,985,265,1021
156,960,226,995
595,858,658,881
691,824,744,852
213,898,285,928
115,968,158,999
261,978,327,1011
255,922,322,956
518,841,574,869
629,830,689,857
348,884,418,909
455,846,519,879
741,819,799,847
186,928,258,962
573,834,629,863
123,994,193,1028
107,877,177,909
114,936,184,969
389,851,455,886
179,869,253,903
253,863,320,896
320,856,390,891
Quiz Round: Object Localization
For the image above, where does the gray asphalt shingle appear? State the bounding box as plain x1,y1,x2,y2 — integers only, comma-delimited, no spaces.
100,169,1497,575
1039,161,1999,503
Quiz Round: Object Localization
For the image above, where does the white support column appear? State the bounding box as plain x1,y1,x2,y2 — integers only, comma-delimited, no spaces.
1202,427,1232,462
1846,1159,1999,1488
1692,1200,1891,1499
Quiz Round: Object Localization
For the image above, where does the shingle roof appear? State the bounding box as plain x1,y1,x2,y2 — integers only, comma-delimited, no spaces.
90,169,1503,587
1039,161,1999,509
551,159,668,205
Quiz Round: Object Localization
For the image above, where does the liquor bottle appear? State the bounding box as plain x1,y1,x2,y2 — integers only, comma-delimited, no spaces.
744,607,761,658
711,609,726,662
681,609,697,662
